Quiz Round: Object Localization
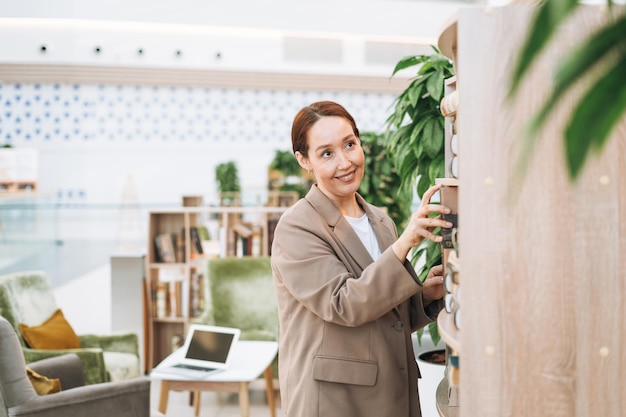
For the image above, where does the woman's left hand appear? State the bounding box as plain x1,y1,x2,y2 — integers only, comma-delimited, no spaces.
422,264,445,305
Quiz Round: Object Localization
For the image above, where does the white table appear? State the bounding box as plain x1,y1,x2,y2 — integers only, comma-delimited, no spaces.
151,340,278,417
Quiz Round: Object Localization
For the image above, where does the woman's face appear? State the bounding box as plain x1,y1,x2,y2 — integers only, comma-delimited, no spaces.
296,116,364,203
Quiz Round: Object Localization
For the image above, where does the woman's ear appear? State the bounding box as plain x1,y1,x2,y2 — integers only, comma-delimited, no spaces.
295,151,309,171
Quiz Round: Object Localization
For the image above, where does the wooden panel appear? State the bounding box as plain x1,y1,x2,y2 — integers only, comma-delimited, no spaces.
0,63,410,93
457,5,625,417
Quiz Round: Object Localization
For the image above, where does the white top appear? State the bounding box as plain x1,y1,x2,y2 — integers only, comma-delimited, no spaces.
345,213,381,260
150,340,278,382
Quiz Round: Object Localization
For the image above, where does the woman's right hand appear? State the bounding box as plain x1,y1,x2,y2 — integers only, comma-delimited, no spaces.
392,184,452,261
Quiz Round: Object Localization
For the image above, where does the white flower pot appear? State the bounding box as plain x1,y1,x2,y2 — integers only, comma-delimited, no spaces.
413,331,446,417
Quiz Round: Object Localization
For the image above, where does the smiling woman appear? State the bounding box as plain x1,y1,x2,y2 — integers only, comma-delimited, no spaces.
270,100,452,417
293,109,365,217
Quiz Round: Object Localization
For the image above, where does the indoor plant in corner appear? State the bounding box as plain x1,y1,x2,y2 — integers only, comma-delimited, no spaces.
384,48,455,349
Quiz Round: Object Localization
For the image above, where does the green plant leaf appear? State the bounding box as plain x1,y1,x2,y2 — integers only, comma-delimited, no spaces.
426,68,444,102
391,55,430,77
526,13,626,140
428,321,442,346
408,83,425,107
509,0,578,98
409,117,430,147
422,118,445,159
428,153,445,181
564,53,626,178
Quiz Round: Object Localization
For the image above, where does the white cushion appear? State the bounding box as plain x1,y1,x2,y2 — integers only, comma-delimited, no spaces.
103,352,141,382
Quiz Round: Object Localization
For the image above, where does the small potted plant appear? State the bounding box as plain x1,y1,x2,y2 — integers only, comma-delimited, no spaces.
215,161,241,206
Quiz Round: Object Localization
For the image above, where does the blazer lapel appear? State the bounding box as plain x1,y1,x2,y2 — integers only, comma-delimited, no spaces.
356,193,396,252
305,186,392,271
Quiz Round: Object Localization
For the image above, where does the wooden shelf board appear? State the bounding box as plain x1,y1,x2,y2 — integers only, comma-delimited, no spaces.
435,178,459,187
437,310,460,353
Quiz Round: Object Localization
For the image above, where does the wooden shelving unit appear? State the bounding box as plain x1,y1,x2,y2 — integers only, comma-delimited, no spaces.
434,5,625,417
144,205,288,370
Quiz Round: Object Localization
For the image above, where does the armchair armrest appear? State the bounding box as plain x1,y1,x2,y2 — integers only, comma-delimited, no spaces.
79,332,139,356
26,354,85,390
8,376,151,417
23,347,108,385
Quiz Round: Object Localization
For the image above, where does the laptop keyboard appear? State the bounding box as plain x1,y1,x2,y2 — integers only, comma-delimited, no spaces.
172,364,217,372
155,363,223,380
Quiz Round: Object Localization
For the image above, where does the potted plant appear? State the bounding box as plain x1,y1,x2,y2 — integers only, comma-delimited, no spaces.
215,161,241,206
384,48,455,346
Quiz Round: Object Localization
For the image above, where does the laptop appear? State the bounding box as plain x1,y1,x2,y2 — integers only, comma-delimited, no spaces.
157,324,241,379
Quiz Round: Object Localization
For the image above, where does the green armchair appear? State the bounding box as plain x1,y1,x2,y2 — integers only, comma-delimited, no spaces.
197,257,278,341
195,257,278,376
0,270,141,385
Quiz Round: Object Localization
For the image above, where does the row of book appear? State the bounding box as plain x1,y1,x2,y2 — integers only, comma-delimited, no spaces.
154,225,211,263
150,270,205,318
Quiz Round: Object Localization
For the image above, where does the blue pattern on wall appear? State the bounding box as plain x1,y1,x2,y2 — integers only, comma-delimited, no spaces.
0,83,395,146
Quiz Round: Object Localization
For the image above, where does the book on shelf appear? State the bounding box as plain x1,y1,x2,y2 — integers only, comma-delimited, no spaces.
153,269,185,318
196,225,210,241
175,231,185,263
154,233,177,263
189,226,204,257
232,222,253,238
172,280,183,317
251,226,262,257
233,222,254,257
190,272,205,317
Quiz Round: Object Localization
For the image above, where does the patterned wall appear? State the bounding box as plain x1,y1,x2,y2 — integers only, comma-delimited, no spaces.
0,81,397,240
1,82,393,147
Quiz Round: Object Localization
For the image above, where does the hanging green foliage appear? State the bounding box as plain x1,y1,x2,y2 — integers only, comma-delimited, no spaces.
509,0,626,180
384,48,455,346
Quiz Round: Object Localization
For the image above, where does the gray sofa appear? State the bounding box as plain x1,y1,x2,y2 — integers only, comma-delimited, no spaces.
0,315,160,417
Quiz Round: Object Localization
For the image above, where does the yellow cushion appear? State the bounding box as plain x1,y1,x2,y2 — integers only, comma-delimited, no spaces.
26,367,62,395
19,309,81,349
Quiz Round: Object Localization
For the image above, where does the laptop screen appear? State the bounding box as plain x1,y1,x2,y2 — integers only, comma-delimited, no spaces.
186,330,235,363
179,325,240,369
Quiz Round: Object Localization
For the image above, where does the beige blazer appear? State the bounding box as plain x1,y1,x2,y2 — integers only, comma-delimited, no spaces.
271,185,442,417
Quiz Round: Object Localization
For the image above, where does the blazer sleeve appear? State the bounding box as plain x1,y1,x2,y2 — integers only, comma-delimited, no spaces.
272,204,425,328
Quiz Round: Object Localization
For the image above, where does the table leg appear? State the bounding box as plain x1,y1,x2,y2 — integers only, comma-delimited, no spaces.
193,390,201,417
158,380,170,414
263,365,277,417
238,382,250,417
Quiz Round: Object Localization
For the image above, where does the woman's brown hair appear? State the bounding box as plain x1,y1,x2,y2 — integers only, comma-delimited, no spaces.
291,101,360,157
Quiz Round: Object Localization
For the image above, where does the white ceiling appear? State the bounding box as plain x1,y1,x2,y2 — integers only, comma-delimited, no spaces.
0,0,471,41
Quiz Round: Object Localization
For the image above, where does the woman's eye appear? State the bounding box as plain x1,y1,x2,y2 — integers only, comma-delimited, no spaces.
322,151,331,158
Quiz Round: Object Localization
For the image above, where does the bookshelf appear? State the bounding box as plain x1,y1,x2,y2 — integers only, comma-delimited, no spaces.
434,5,625,417
144,205,288,370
